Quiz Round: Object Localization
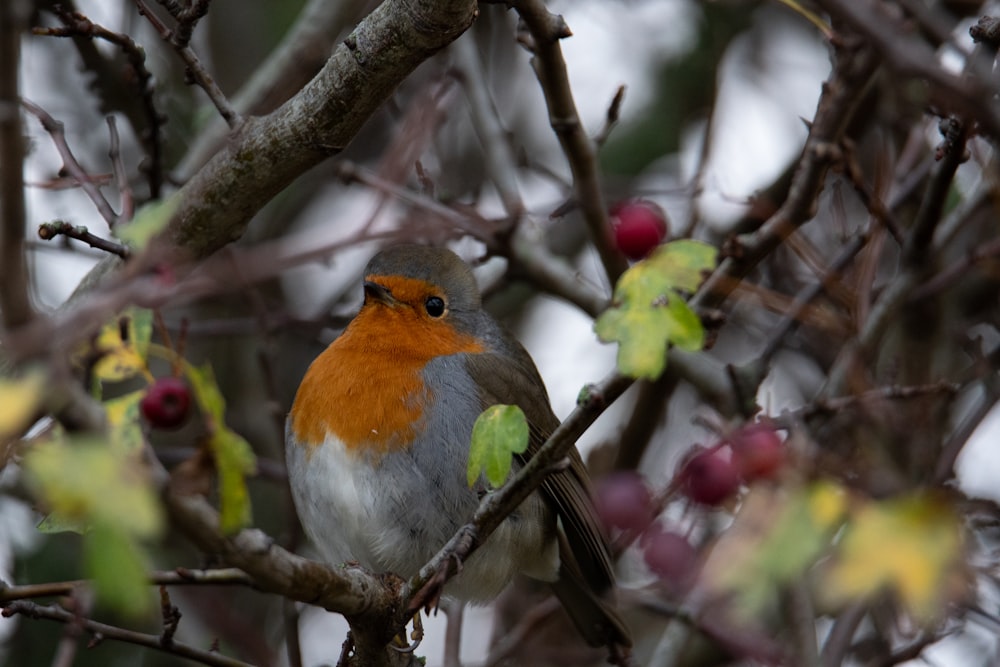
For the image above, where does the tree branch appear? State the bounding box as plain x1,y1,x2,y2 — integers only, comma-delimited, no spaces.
0,0,33,330
511,0,628,286
156,0,478,259
2,599,253,667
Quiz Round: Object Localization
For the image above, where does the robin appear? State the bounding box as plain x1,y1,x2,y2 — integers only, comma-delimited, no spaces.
285,244,630,651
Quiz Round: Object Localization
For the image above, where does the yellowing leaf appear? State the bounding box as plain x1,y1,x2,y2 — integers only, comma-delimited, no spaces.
702,481,847,616
90,308,153,384
468,405,529,489
114,194,178,250
24,436,162,538
821,493,964,623
595,240,716,380
105,390,146,455
212,427,257,534
24,436,162,616
0,370,45,444
188,362,226,425
184,362,256,533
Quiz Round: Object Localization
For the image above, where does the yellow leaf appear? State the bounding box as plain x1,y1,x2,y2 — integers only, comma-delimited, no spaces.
24,436,162,539
212,427,257,534
88,308,153,385
105,390,146,455
821,493,964,623
0,370,45,444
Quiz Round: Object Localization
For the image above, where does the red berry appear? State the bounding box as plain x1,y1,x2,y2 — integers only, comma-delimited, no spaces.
641,524,698,592
678,446,740,506
729,424,784,481
141,377,191,429
610,199,668,260
594,471,654,532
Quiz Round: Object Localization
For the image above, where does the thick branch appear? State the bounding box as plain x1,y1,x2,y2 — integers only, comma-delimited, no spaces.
160,0,478,259
164,488,394,619
0,0,33,330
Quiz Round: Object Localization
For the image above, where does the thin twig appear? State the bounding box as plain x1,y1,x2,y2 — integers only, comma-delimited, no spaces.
21,99,121,227
692,38,880,312
38,8,165,198
512,0,628,285
0,568,255,603
38,221,130,259
759,233,868,364
133,0,241,128
2,600,253,667
452,34,608,316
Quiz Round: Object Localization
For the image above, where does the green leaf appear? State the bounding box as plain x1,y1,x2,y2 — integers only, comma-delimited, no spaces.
0,370,45,444
114,194,178,250
84,522,154,617
187,362,226,425
184,362,257,533
90,307,153,385
820,493,964,623
468,405,529,489
595,240,716,380
211,427,257,534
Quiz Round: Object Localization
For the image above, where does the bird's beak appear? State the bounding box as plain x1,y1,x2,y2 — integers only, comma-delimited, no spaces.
363,280,396,307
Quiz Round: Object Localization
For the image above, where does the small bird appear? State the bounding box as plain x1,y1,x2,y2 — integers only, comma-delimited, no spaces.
285,244,630,650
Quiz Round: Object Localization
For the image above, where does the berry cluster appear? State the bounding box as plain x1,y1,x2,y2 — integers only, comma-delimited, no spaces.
593,424,785,593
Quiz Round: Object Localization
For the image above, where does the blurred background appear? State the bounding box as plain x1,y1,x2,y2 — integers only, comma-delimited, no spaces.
4,0,1000,665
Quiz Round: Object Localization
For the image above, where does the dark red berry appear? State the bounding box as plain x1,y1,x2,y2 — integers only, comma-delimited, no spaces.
729,424,784,481
678,445,740,506
141,376,191,429
610,199,668,260
641,524,698,592
594,471,654,532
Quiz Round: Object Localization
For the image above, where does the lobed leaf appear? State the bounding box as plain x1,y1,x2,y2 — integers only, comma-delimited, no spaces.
468,405,529,489
595,240,717,380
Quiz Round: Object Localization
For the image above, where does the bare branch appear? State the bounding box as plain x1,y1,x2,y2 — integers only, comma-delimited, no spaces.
2,600,253,667
38,221,130,259
134,0,240,128
0,0,33,329
511,0,628,286
21,100,121,227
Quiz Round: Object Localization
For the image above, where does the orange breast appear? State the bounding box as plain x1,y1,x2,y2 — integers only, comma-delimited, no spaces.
289,282,484,458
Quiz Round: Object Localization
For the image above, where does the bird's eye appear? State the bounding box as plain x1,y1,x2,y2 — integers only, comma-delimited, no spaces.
425,296,446,318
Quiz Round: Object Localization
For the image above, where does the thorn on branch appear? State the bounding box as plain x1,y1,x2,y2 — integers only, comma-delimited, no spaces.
594,85,626,147
158,586,182,646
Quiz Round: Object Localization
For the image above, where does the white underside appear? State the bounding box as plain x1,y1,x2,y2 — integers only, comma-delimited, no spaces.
286,428,559,603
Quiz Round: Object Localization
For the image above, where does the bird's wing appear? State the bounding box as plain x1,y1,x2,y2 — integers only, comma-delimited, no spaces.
463,351,615,595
